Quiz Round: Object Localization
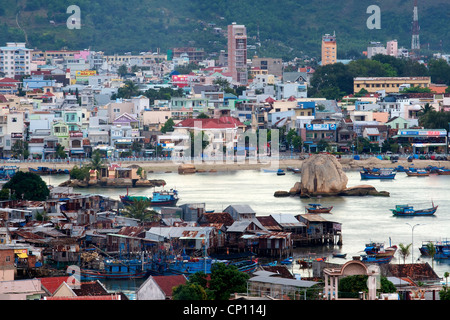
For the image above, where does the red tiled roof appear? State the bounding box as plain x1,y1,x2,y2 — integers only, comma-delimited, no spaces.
153,275,187,298
39,276,70,295
0,77,19,83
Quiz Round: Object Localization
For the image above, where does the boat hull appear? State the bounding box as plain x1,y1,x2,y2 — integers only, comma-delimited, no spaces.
81,269,148,280
306,207,333,214
391,205,438,217
405,171,429,177
360,172,396,179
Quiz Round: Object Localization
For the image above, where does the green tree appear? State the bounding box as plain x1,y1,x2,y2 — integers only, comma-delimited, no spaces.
208,262,250,300
161,118,175,134
55,143,67,159
317,139,330,152
113,80,140,99
118,64,128,77
121,199,159,224
69,165,90,181
425,242,437,269
339,275,396,298
11,140,29,159
89,150,106,172
172,282,208,300
197,112,210,119
398,243,412,264
400,86,432,93
2,172,49,201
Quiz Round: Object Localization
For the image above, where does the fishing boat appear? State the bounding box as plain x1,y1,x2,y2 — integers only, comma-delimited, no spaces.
262,261,278,267
276,169,285,176
361,254,394,264
419,239,450,259
360,168,396,180
390,203,438,217
436,168,450,175
305,203,333,214
364,241,397,258
332,253,347,259
29,167,70,175
286,166,301,174
0,166,18,180
405,169,429,177
80,257,149,280
228,259,258,273
168,257,214,275
280,257,293,265
120,189,179,207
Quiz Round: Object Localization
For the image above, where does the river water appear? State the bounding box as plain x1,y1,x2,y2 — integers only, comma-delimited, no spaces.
47,168,450,297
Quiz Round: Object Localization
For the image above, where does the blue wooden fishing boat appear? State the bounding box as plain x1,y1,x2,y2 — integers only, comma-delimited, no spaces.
390,203,438,217
276,169,285,176
120,189,179,206
405,168,429,176
80,258,149,280
361,254,394,264
228,259,258,273
419,240,450,259
168,257,214,275
0,166,18,180
360,168,396,179
436,168,450,175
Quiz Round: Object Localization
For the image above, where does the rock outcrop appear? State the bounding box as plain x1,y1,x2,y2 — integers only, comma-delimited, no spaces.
178,164,196,174
299,154,348,196
276,153,390,198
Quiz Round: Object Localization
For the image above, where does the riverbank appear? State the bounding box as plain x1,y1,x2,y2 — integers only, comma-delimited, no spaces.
11,156,450,173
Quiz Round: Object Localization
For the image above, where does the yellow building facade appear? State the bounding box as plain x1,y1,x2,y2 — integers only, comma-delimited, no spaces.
354,77,431,94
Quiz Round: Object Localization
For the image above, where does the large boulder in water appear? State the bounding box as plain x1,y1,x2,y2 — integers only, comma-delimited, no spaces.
300,154,348,196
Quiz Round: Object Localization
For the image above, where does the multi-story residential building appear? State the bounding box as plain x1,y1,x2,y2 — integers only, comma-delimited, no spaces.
110,113,141,157
171,47,205,63
353,77,431,94
367,42,387,59
321,34,337,66
172,117,244,158
51,121,70,151
251,57,283,78
227,23,248,85
386,40,398,57
0,42,33,78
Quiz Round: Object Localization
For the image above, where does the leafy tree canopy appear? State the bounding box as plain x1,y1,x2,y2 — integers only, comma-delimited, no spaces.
3,171,50,201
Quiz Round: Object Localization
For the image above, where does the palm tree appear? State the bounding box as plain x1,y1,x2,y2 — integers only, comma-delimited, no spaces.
121,199,159,225
89,150,105,174
398,243,412,265
426,242,437,269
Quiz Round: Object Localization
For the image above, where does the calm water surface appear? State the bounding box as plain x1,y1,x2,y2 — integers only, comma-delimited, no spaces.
48,168,450,296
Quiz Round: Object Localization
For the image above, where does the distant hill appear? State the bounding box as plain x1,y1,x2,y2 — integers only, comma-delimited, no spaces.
1,0,449,59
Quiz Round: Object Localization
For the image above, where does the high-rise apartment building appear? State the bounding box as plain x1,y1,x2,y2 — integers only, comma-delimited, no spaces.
227,23,248,85
321,33,337,66
0,42,32,78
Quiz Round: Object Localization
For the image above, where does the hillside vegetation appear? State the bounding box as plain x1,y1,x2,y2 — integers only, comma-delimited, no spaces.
0,0,449,59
